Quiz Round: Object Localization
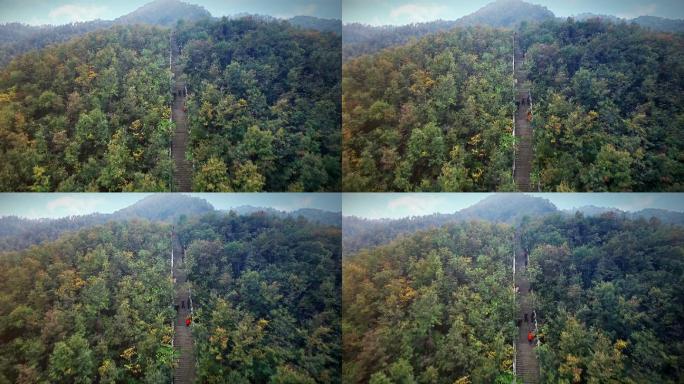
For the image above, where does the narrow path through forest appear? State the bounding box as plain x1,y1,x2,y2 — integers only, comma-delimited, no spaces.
172,231,196,383
514,34,533,192
170,34,192,192
515,231,540,383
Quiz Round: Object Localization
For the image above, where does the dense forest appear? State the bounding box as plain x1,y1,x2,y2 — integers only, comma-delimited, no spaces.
176,17,341,191
343,27,515,191
0,25,174,191
343,221,516,383
518,18,684,191
521,213,684,382
0,221,175,383
0,199,342,383
0,2,342,192
343,195,684,383
176,212,341,382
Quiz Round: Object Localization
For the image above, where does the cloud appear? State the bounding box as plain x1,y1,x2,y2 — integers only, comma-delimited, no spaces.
46,196,104,216
389,3,447,23
386,195,445,216
48,4,107,23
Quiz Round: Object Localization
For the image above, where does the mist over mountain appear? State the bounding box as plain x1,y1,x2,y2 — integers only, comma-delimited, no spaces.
113,0,211,26
343,194,684,254
0,0,340,67
0,195,339,251
229,205,342,227
343,0,684,60
456,0,554,28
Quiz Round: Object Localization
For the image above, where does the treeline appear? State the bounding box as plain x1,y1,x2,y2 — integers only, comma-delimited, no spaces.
343,27,515,191
521,213,684,382
176,17,341,191
519,18,684,191
177,212,341,382
0,21,113,68
343,221,516,383
0,25,174,191
0,221,175,383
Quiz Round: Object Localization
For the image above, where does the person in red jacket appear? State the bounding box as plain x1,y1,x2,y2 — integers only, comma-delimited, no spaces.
527,330,534,344
185,316,191,327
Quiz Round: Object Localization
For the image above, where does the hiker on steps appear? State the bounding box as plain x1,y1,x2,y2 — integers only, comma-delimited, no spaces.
527,330,534,345
185,316,192,327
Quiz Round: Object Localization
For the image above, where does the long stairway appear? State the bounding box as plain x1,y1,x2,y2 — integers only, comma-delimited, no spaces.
172,231,196,383
515,233,540,383
513,35,533,192
170,34,192,192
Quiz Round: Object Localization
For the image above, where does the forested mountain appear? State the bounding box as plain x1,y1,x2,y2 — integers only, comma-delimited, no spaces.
343,195,555,254
342,0,684,60
573,14,684,33
343,27,515,191
520,19,684,191
0,0,340,70
0,195,340,251
289,16,342,34
343,221,516,383
0,221,176,383
177,212,341,382
109,194,213,221
0,21,114,67
230,206,342,227
343,194,684,255
178,17,341,191
342,0,553,60
521,214,684,382
456,0,553,28
113,0,211,26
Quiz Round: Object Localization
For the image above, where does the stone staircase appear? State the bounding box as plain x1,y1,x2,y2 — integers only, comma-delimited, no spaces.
172,232,196,383
170,35,192,192
515,233,540,383
513,43,533,192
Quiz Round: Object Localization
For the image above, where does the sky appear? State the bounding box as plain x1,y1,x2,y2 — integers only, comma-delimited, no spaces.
0,0,340,25
343,193,684,219
343,0,684,26
0,193,341,219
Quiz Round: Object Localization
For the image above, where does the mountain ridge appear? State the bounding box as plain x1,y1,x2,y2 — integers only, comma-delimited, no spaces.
0,195,340,251
0,0,340,67
343,0,684,60
343,195,684,254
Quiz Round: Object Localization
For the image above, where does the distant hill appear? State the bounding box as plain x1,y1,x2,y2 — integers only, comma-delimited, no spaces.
456,0,554,28
110,194,214,221
630,16,684,33
566,206,684,225
229,205,341,227
288,16,341,34
114,0,211,26
572,13,684,33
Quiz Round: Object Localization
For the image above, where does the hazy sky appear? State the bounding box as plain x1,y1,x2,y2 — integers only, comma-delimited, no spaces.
343,193,684,219
0,0,340,25
343,0,684,25
0,193,341,219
